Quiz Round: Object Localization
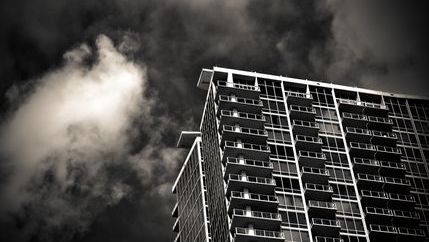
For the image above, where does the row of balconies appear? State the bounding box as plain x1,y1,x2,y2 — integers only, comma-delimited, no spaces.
360,190,415,209
352,158,406,176
345,127,397,145
365,206,420,225
342,112,393,131
349,142,402,160
356,173,410,192
337,99,389,116
368,224,425,241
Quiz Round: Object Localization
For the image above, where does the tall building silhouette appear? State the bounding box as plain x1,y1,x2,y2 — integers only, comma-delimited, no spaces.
172,67,429,242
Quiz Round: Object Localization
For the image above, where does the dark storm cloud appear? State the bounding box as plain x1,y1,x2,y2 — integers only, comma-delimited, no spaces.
0,1,428,242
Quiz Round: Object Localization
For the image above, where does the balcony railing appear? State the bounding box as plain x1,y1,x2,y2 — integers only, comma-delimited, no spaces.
298,150,326,168
388,193,415,202
285,91,313,106
314,236,344,242
379,160,406,176
223,141,270,162
295,135,323,151
218,95,263,114
352,158,379,174
392,209,420,220
289,105,317,121
229,191,278,211
224,157,273,177
311,218,341,237
308,200,336,209
361,190,388,207
365,207,393,223
221,125,268,144
397,227,425,237
346,127,372,142
366,207,393,217
217,81,260,99
226,174,276,194
219,110,266,129
234,227,284,241
218,81,260,91
369,224,397,234
312,218,341,227
342,112,368,128
305,183,333,201
384,177,410,186
232,209,281,220
292,120,320,136
367,115,393,130
349,142,376,158
301,166,329,184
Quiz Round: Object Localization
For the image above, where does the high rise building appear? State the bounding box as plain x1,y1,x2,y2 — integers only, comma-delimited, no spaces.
172,67,429,242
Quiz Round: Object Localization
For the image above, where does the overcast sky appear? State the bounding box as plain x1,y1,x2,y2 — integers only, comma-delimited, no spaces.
0,1,428,242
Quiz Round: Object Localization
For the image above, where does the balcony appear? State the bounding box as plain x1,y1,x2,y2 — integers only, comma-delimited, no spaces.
224,157,273,178
365,207,393,224
392,210,420,226
375,145,402,160
349,142,376,158
360,190,388,207
361,101,389,116
304,183,333,201
226,174,276,195
341,112,368,128
301,166,330,184
367,115,393,131
397,227,426,241
289,105,317,121
219,110,266,129
388,193,415,209
222,141,270,163
220,125,268,145
383,177,411,193
295,135,323,152
230,209,281,231
217,95,263,114
292,120,320,136
352,158,380,175
311,218,341,237
379,160,406,177
371,130,397,146
356,173,384,191
228,192,278,213
308,200,337,218
369,224,397,241
285,91,313,106
233,227,284,242
345,127,372,143
337,99,365,113
298,150,326,168
217,81,260,100
314,237,343,242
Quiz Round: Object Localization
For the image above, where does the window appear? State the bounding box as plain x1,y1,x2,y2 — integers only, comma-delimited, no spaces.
272,160,298,176
325,152,349,167
262,99,286,114
315,106,338,121
280,211,307,228
328,167,353,183
331,183,356,200
400,147,423,161
264,114,289,129
277,194,304,210
275,177,301,193
397,132,418,146
338,217,365,235
419,135,429,148
270,144,295,160
335,200,361,217
321,136,346,151
318,121,341,135
415,121,429,134
283,229,310,242
392,118,413,132
310,86,335,107
259,78,283,100
267,128,291,144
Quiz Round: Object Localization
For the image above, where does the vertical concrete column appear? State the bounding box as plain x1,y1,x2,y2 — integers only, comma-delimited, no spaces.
227,72,234,87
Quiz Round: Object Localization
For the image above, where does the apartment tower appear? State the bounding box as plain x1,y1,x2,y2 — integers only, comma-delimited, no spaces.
172,67,429,242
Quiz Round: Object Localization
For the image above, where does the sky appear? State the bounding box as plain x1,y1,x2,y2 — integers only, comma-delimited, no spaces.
0,1,428,242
